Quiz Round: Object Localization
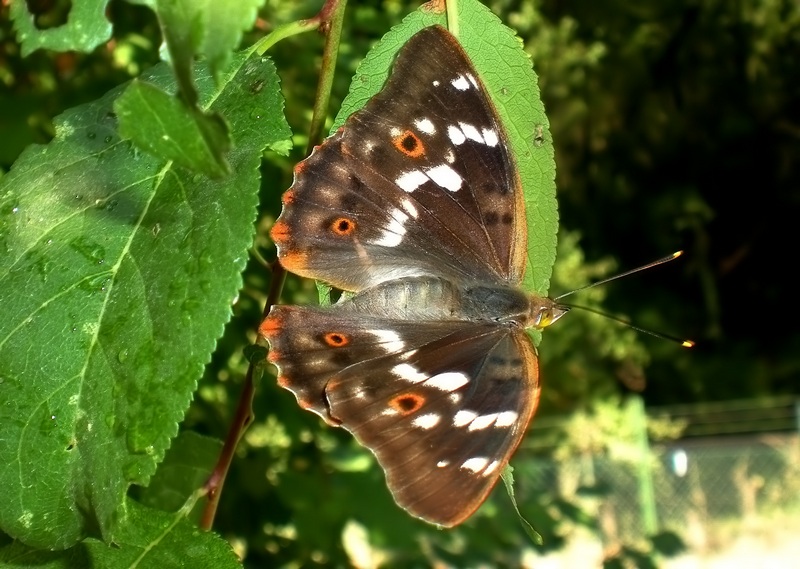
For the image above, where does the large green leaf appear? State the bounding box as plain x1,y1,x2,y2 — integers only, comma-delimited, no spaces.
0,499,241,568
0,51,291,548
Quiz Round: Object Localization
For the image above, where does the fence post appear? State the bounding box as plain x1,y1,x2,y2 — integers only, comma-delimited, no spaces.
795,399,800,434
631,395,658,535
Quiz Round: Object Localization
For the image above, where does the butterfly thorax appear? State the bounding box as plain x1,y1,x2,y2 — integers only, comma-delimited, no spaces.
342,276,566,330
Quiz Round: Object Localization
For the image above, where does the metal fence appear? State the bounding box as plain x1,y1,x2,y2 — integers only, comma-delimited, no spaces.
606,434,798,542
520,396,800,566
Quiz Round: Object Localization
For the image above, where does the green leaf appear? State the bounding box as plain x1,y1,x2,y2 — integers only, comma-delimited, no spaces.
650,530,686,556
116,80,231,177
136,431,223,515
156,0,206,106
0,52,290,548
9,0,112,56
156,0,262,89
149,0,261,176
0,499,241,568
500,465,543,544
203,0,263,83
333,0,558,297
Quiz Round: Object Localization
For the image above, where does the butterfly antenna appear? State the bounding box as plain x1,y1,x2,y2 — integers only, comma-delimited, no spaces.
558,302,694,347
554,251,684,301
554,251,694,348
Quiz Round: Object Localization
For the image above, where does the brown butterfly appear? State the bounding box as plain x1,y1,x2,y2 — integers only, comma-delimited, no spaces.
261,25,566,526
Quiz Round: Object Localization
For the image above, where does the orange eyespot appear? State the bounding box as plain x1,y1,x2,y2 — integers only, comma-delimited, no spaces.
389,393,425,415
323,332,349,347
392,130,425,158
331,217,356,235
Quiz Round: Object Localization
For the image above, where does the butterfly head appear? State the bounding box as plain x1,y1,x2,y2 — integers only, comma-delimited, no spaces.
530,298,569,330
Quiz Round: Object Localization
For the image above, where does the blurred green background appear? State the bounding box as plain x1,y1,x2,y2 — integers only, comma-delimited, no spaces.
2,0,798,566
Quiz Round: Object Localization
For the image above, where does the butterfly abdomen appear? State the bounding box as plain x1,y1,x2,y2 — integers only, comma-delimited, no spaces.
344,276,465,320
340,276,540,328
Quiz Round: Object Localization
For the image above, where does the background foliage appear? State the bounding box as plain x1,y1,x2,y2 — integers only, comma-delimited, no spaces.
1,0,798,567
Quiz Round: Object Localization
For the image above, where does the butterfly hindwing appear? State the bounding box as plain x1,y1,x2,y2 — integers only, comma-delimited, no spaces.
272,26,527,292
261,300,483,424
328,328,540,527
262,288,540,527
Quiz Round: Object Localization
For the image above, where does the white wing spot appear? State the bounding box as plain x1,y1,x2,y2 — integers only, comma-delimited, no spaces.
382,408,399,416
482,128,499,147
427,371,469,391
401,197,419,218
495,411,518,428
444,149,455,163
437,460,450,468
484,460,502,476
468,413,498,431
372,208,409,248
447,125,466,145
392,363,427,382
454,409,479,427
395,170,428,192
389,127,402,137
459,122,485,144
372,226,402,247
433,80,441,87
461,457,489,472
389,207,409,225
370,329,405,353
449,393,462,404
412,413,441,430
426,164,462,192
451,75,471,90
415,118,436,135
466,73,479,88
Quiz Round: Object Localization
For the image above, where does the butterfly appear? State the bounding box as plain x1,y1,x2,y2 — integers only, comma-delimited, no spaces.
260,25,567,527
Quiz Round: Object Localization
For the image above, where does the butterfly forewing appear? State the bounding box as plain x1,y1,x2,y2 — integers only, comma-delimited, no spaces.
272,26,527,292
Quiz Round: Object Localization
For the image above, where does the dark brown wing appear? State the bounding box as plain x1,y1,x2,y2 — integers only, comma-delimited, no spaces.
261,303,539,527
272,26,526,292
